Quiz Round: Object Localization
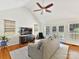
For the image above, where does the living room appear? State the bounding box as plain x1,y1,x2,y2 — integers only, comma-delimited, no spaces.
0,0,79,59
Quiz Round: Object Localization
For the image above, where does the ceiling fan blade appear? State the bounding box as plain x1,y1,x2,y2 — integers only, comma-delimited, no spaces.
45,10,52,13
36,2,43,8
33,9,42,12
45,3,53,9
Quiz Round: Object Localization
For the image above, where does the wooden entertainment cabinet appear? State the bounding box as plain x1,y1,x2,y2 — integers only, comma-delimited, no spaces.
19,35,28,44
19,35,35,44
19,27,35,44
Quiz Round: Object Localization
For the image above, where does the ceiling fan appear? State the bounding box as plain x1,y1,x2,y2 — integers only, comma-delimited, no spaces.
34,2,53,14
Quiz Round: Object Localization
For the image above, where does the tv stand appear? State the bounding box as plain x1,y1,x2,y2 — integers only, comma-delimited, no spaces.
19,35,35,44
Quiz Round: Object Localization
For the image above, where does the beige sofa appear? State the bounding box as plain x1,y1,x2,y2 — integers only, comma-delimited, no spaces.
28,37,69,59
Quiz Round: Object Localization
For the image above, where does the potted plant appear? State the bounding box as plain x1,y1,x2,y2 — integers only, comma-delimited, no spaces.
0,35,8,47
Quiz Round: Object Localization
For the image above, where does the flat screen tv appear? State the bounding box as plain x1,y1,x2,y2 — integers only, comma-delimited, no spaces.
19,27,32,35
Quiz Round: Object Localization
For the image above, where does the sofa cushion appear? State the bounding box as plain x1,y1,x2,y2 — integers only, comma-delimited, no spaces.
47,36,53,40
37,39,46,50
51,44,69,59
43,38,60,59
37,41,43,50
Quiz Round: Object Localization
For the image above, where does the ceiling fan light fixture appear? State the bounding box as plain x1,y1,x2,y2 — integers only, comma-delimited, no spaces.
33,2,54,14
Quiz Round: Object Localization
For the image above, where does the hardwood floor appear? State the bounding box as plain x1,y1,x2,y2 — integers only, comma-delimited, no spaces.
68,45,79,59
0,43,79,59
0,43,28,59
0,47,11,59
61,42,79,59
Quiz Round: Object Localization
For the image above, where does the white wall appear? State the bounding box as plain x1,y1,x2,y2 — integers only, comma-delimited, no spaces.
0,7,40,45
0,7,39,35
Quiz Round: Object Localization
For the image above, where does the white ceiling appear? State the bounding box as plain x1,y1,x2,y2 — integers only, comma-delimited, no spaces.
0,0,79,23
25,0,79,23
0,0,29,10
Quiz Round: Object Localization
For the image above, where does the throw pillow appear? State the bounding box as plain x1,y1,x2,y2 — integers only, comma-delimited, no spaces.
48,36,53,40
37,41,43,50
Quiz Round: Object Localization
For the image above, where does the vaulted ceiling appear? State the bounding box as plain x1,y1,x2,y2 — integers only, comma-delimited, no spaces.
0,0,79,24
0,0,29,10
25,0,79,23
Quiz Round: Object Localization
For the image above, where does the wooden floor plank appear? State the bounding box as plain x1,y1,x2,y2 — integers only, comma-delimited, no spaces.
8,43,28,51
0,47,11,59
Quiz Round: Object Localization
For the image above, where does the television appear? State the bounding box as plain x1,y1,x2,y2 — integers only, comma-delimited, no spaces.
19,27,32,35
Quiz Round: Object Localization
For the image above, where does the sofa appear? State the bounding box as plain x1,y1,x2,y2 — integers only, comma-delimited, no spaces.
28,36,69,59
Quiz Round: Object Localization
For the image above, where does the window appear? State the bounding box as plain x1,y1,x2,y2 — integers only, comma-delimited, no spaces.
52,26,56,32
34,24,38,32
59,26,64,32
69,24,79,32
46,26,50,35
4,20,16,34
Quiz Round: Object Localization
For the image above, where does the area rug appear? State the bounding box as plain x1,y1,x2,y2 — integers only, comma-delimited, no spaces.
10,46,31,59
